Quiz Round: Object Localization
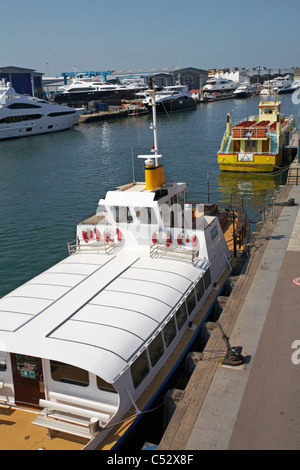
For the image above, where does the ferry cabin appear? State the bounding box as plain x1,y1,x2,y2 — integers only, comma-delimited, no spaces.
218,93,294,172
0,162,231,449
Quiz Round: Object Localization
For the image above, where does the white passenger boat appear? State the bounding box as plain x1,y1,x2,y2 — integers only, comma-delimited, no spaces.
0,79,248,450
0,80,83,140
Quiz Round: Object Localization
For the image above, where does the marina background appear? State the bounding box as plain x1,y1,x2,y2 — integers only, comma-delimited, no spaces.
0,93,298,299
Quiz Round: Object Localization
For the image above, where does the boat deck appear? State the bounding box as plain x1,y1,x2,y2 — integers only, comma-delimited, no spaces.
0,405,87,450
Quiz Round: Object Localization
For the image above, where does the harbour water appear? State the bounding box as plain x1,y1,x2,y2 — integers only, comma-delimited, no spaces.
0,94,298,299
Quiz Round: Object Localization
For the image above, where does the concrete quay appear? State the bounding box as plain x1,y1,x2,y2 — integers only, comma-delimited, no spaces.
159,179,300,451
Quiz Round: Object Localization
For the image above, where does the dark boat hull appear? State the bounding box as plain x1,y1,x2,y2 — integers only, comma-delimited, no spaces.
146,97,197,114
54,89,137,106
234,92,252,98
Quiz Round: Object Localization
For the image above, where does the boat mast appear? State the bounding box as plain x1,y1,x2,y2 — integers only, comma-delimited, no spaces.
147,77,159,166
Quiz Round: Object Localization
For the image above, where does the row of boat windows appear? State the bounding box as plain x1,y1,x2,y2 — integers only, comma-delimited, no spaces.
0,111,76,124
6,101,50,109
130,268,212,389
0,354,117,394
101,193,185,226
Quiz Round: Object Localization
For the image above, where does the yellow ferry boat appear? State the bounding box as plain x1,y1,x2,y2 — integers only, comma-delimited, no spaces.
218,92,294,172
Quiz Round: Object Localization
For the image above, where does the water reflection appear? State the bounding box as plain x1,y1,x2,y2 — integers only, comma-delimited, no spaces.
217,170,286,227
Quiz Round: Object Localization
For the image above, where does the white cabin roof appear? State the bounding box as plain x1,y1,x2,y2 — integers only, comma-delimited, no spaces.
0,250,206,383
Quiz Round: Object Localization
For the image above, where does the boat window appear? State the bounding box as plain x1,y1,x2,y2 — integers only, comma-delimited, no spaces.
163,316,177,347
96,204,106,215
7,103,41,109
177,192,185,211
96,376,118,394
130,350,150,389
0,352,6,372
70,87,97,92
186,289,196,315
203,268,211,290
195,278,204,302
111,206,133,223
50,360,89,387
134,207,157,225
0,114,43,124
13,354,40,378
148,332,165,367
176,303,188,330
159,202,170,226
210,225,219,241
47,111,76,117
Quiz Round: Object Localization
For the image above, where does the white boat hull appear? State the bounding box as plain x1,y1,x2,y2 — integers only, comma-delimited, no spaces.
0,110,82,140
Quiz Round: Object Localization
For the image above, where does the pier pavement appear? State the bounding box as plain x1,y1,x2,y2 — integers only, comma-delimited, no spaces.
159,181,300,451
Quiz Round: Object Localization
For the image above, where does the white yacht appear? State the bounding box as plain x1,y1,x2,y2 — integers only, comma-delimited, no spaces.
0,79,248,450
0,80,83,140
203,77,238,92
260,76,293,94
233,83,255,98
277,80,300,94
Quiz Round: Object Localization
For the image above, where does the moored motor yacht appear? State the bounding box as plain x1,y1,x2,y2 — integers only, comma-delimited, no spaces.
203,77,238,93
233,83,255,98
0,78,248,450
277,80,300,94
54,79,144,106
141,84,197,114
0,80,84,140
260,76,293,95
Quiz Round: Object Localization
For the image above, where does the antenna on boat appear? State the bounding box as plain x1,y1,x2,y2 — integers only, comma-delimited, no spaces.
147,77,159,167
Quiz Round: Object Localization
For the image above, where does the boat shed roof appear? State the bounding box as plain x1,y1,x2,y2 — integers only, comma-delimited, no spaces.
0,251,205,383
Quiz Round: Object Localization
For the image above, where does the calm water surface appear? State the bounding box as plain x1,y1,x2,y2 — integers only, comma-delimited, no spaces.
0,94,298,297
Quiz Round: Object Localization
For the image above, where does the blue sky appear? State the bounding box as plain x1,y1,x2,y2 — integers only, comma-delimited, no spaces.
2,0,300,76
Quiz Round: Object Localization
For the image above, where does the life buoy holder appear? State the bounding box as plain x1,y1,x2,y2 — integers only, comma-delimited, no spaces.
94,227,101,240
103,228,113,243
82,228,94,243
177,232,198,248
152,229,172,247
103,227,122,243
116,228,122,242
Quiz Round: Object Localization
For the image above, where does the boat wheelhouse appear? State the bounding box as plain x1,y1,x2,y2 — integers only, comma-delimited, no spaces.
218,92,294,172
0,79,248,450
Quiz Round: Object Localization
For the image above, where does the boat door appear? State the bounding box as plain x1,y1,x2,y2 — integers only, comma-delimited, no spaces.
11,354,45,407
